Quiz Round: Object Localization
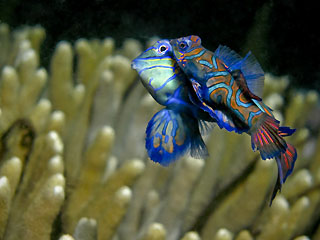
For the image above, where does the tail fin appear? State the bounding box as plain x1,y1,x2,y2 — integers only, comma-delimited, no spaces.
270,143,297,205
250,114,298,204
146,108,208,166
251,115,287,160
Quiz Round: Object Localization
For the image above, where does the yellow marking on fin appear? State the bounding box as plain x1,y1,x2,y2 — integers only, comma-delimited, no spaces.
153,135,160,148
162,135,174,153
174,127,187,146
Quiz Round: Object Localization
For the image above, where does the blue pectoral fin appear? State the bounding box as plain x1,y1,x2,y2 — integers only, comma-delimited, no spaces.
145,108,208,166
189,132,208,159
188,78,218,120
213,110,244,133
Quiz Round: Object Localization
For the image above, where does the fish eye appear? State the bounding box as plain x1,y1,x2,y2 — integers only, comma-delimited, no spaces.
179,41,188,50
159,45,167,53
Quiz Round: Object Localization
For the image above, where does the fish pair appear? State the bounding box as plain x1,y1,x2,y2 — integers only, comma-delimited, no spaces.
132,35,297,204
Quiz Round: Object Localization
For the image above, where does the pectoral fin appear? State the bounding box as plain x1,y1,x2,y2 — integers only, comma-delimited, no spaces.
188,78,241,133
145,108,208,166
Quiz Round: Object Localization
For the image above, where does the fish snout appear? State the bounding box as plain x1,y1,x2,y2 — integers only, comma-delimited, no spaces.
131,59,138,70
131,58,145,71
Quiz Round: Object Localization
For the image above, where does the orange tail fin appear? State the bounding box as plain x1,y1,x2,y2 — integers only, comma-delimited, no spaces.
250,114,297,205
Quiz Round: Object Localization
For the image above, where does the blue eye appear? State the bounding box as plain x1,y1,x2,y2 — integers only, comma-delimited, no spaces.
179,41,187,49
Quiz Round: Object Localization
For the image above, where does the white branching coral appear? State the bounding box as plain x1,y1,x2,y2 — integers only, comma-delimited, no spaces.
0,23,319,240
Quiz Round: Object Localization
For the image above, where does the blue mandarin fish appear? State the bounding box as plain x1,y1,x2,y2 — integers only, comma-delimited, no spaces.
131,40,223,166
169,35,297,204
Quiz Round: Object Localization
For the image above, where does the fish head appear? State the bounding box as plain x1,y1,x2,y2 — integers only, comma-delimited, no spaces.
169,35,201,62
131,39,173,71
170,35,205,81
131,40,185,106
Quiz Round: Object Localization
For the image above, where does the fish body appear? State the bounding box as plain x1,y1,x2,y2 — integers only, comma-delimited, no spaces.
132,40,214,165
170,35,297,203
170,35,265,131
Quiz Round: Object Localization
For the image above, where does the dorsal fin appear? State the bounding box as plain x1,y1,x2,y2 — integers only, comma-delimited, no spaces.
214,45,243,70
231,70,261,101
214,45,265,98
239,52,265,98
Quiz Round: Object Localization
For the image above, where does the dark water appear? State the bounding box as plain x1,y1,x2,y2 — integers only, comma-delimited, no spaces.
0,0,319,91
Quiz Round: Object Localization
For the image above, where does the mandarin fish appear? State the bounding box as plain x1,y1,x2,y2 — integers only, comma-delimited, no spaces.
170,35,297,204
132,39,219,166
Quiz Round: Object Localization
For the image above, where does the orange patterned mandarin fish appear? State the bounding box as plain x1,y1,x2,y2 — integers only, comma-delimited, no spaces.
170,35,297,204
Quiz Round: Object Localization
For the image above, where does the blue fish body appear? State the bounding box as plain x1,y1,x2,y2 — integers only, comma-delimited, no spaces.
132,40,214,165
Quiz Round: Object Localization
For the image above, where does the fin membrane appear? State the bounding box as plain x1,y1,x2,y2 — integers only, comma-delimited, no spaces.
215,45,265,98
279,126,296,137
252,99,274,117
214,45,243,70
270,143,297,205
250,114,297,205
231,69,261,101
146,108,208,166
251,115,287,160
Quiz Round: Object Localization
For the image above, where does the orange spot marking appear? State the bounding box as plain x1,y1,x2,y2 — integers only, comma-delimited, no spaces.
174,130,185,146
153,136,160,148
162,135,174,153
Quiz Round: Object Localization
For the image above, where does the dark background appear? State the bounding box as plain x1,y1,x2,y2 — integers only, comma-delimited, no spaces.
0,0,319,91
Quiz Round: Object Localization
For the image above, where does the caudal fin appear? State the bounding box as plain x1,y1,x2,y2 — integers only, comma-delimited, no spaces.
146,108,208,166
270,143,297,205
251,115,287,160
250,114,297,204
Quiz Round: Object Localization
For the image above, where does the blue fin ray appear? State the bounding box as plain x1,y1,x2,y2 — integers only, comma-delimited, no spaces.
190,134,208,159
199,120,215,136
239,52,265,98
278,126,296,137
214,45,243,69
214,45,265,98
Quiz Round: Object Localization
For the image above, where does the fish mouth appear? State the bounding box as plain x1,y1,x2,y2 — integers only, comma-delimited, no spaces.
131,58,145,72
131,59,138,70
